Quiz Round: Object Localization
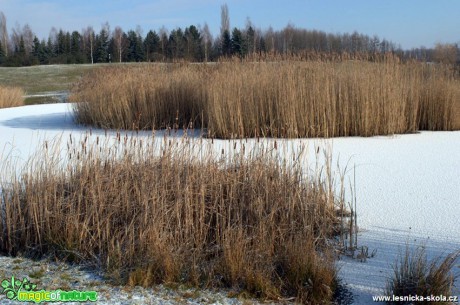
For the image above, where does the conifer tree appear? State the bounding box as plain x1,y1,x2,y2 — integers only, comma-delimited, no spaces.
127,30,144,62
159,28,168,61
245,25,255,54
0,40,5,64
221,30,231,56
231,27,244,57
95,27,109,62
168,28,185,60
32,36,42,62
184,25,202,61
70,31,84,63
144,30,159,61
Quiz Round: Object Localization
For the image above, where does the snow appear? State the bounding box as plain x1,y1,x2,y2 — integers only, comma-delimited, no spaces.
1,103,459,303
23,91,68,98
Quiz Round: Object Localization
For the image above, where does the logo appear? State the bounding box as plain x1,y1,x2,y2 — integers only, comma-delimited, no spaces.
1,276,98,303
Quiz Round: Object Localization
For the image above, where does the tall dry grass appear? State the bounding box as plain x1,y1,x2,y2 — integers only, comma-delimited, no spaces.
386,245,460,304
71,56,460,138
0,85,24,108
0,135,344,303
71,64,207,131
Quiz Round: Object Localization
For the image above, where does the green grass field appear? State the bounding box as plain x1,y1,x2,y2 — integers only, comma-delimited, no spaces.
0,64,100,105
0,65,98,93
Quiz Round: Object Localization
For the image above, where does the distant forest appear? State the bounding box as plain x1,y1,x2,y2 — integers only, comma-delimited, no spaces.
0,6,458,66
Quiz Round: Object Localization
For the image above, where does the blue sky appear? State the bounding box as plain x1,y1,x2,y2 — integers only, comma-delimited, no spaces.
1,0,459,49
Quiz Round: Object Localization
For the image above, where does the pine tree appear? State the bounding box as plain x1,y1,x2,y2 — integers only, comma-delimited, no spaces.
231,28,245,57
159,29,168,61
144,30,159,61
126,30,137,61
71,31,84,63
221,29,231,57
40,39,49,64
245,25,255,54
0,40,5,64
184,25,202,61
168,28,185,60
127,30,144,62
32,36,42,62
13,36,27,66
65,31,71,55
46,37,56,61
95,27,109,63
56,30,66,55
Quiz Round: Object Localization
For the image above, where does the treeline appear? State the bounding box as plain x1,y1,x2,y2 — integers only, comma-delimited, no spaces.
0,24,395,66
0,9,459,66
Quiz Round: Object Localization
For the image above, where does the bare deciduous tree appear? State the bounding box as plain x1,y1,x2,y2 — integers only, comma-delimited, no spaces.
282,23,295,55
264,26,275,54
8,22,36,56
0,11,8,56
135,25,143,38
10,22,22,53
220,4,230,37
22,24,35,55
433,43,457,65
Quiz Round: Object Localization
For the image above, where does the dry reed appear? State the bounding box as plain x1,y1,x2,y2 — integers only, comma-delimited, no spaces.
70,64,206,131
386,245,460,304
0,135,344,303
70,56,460,138
0,85,24,108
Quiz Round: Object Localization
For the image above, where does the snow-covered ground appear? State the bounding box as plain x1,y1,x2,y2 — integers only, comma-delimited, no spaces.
1,103,459,304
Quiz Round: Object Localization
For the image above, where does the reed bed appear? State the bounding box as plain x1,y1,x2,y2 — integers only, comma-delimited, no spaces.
0,85,24,108
71,64,206,131
386,245,460,304
71,56,460,138
0,135,345,303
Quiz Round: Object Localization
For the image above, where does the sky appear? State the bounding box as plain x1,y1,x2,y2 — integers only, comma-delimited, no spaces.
0,0,459,50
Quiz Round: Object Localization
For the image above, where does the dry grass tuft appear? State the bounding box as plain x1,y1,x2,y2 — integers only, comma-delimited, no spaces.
386,245,460,304
70,56,460,138
0,85,24,108
0,135,344,303
452,85,460,130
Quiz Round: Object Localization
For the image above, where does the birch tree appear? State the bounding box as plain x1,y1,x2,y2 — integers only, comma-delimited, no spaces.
113,26,126,62
83,26,95,64
201,23,212,62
